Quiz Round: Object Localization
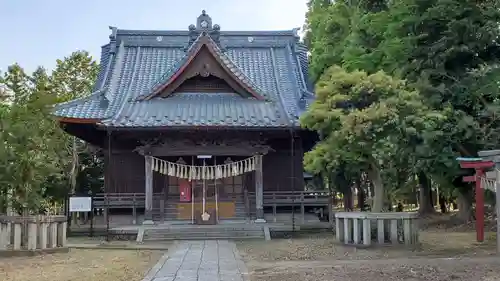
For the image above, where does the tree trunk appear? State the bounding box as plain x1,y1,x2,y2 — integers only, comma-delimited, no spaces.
418,171,435,214
368,163,384,212
343,187,353,211
457,189,473,222
70,137,79,224
357,182,366,210
439,195,447,213
70,137,79,193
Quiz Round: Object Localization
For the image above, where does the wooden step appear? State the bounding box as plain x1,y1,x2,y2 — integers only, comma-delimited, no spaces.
142,225,265,241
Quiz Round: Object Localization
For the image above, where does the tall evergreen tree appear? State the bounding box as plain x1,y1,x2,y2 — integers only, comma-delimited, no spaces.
303,0,500,217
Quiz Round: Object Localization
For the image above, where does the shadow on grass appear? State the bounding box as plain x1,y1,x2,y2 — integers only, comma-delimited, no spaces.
417,231,497,257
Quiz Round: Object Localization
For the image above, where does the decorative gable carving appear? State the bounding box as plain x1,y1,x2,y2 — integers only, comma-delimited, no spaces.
157,45,255,98
142,34,266,100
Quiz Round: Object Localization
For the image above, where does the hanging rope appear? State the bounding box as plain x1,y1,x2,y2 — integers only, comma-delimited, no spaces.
150,155,259,180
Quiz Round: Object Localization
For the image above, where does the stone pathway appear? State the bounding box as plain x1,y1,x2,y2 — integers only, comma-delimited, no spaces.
142,240,249,281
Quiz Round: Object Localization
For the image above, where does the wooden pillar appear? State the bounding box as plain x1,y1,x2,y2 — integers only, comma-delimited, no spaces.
300,193,305,224
255,154,265,223
458,158,494,243
132,195,137,225
476,169,485,242
160,199,165,222
144,155,154,224
328,195,334,225
244,188,250,222
273,203,277,223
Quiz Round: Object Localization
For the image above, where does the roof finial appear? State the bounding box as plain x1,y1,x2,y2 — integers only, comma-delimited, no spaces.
186,10,223,50
108,26,118,40
196,9,212,30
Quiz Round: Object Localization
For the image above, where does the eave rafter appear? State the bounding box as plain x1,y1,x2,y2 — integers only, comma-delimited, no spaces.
58,117,100,124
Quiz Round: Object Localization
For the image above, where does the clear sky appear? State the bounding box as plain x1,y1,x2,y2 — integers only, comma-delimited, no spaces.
0,0,309,74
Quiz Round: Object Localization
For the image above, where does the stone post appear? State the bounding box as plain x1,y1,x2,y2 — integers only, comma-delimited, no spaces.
335,217,342,242
38,222,48,249
478,149,500,253
496,168,500,254
0,223,8,249
57,221,67,247
49,222,58,248
362,219,371,246
255,154,265,223
144,155,154,225
27,222,38,250
13,223,21,250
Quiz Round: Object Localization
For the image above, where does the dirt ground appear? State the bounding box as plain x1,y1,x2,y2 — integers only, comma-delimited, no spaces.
0,249,163,281
237,217,500,281
246,257,500,281
237,231,497,262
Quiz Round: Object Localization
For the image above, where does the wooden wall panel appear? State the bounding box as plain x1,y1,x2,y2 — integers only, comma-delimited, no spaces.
104,133,306,194
262,137,304,192
105,152,145,193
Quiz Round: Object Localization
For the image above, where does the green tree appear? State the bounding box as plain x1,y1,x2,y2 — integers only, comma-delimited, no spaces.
51,51,99,102
301,66,444,211
50,51,100,198
304,0,500,218
0,51,101,214
385,0,500,218
0,65,67,213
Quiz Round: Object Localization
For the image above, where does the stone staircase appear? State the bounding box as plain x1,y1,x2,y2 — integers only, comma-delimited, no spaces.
142,223,265,241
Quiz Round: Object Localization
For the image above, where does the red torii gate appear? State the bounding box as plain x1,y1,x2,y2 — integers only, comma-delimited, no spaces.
457,157,494,242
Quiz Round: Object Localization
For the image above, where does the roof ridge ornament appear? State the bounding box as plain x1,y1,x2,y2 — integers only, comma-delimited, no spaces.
197,10,212,30
187,10,222,49
108,26,118,54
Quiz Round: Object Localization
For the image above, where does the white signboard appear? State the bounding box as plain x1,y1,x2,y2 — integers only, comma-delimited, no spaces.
197,155,212,159
69,197,92,212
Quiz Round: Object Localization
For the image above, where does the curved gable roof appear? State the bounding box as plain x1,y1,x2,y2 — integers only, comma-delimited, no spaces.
140,33,267,101
54,12,315,128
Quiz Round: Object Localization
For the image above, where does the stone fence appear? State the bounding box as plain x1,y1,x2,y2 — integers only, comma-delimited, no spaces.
0,215,67,251
335,212,419,247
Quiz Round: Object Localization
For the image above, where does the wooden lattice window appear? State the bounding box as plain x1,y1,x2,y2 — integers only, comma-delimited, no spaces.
174,75,234,93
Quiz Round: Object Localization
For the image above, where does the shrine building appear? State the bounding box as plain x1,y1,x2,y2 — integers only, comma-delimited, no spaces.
54,11,324,225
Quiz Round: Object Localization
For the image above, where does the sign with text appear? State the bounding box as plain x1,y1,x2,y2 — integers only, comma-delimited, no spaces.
69,197,92,212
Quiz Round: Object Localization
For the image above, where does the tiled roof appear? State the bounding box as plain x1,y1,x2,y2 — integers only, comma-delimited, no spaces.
54,18,314,129
108,93,287,127
53,90,109,119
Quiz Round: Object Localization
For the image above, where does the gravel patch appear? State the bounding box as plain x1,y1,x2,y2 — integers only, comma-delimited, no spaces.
248,257,500,281
237,231,497,262
0,249,163,281
237,231,499,280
